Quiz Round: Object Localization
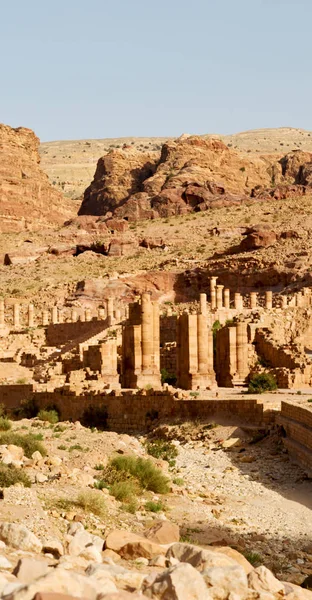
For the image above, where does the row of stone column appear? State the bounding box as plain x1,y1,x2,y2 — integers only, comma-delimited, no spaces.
0,298,127,328
209,278,283,310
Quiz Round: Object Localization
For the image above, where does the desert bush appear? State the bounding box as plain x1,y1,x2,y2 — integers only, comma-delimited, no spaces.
110,480,140,501
145,500,164,513
123,499,138,514
173,477,184,486
160,368,177,386
37,409,59,424
243,551,263,566
110,455,170,494
55,490,105,518
0,432,47,458
248,373,277,394
0,417,12,431
146,439,178,467
0,464,31,488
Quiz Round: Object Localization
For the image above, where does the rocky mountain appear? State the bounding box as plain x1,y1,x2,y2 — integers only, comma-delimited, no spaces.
0,123,78,233
40,127,312,200
78,135,312,220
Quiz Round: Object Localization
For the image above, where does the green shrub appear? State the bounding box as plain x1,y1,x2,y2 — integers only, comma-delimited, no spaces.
160,368,177,386
110,455,170,494
76,490,106,517
32,433,44,441
248,373,277,394
57,444,67,451
0,432,47,458
81,405,108,430
94,480,109,490
94,464,106,471
37,409,59,424
0,417,12,431
69,444,84,452
55,490,106,518
123,499,138,514
146,439,178,467
145,500,164,513
243,551,263,566
110,480,140,501
0,464,31,488
54,424,66,433
173,477,184,486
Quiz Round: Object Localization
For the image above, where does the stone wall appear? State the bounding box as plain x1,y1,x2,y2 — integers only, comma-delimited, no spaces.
278,401,312,474
46,320,109,346
0,385,274,431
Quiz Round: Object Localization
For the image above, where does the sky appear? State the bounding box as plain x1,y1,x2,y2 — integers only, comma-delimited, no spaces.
1,0,311,142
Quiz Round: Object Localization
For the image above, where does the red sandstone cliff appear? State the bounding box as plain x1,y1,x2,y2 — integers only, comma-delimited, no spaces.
0,124,77,232
78,135,312,221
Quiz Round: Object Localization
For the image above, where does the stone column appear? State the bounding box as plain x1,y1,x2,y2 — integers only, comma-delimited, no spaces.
210,277,217,310
199,293,207,316
85,308,92,322
167,306,173,317
71,309,78,323
228,326,237,378
42,310,49,326
281,296,288,309
58,309,63,324
265,291,273,309
216,285,224,309
250,292,257,309
28,304,34,327
13,304,20,327
224,289,230,309
152,300,160,371
197,312,208,374
234,293,242,310
51,306,58,324
0,300,5,326
141,292,153,373
236,322,248,380
114,309,121,322
107,298,114,325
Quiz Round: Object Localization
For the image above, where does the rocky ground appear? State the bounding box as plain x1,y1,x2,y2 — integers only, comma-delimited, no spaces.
0,416,310,598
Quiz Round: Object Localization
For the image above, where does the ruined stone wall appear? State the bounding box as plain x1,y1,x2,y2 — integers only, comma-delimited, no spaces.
46,320,109,346
278,401,312,474
160,343,177,378
0,385,273,430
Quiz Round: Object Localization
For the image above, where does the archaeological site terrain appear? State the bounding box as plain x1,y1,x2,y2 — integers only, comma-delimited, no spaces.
1,122,312,599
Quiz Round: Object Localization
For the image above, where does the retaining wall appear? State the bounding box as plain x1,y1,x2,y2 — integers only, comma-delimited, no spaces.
278,401,312,474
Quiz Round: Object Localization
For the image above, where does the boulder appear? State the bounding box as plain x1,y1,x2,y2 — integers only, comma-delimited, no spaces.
0,523,42,553
13,558,51,584
166,543,236,571
119,539,165,560
86,563,145,591
239,230,277,251
144,520,180,545
248,566,285,595
105,530,145,553
201,564,248,599
9,568,117,600
42,539,64,559
142,563,210,599
213,547,253,574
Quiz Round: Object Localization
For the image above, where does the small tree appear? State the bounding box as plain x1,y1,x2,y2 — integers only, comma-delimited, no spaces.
248,373,277,394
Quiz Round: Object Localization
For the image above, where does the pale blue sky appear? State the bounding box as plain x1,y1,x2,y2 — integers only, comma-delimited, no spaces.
1,0,311,142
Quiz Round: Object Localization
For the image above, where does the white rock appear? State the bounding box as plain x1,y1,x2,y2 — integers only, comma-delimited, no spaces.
248,566,285,595
13,557,51,584
0,523,42,553
86,563,145,591
0,556,12,569
31,451,43,463
79,545,102,563
42,538,64,558
35,473,48,484
202,564,248,600
4,567,117,600
142,563,210,599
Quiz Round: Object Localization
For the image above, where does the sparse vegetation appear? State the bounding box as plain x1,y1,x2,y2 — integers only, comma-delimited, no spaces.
54,490,106,518
0,432,47,458
146,438,178,467
0,464,31,488
243,551,263,567
110,480,140,501
109,455,170,494
0,417,12,431
145,500,164,513
37,409,59,424
248,373,277,394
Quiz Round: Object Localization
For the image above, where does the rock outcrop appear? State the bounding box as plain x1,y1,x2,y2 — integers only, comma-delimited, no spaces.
78,136,312,221
0,124,77,232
